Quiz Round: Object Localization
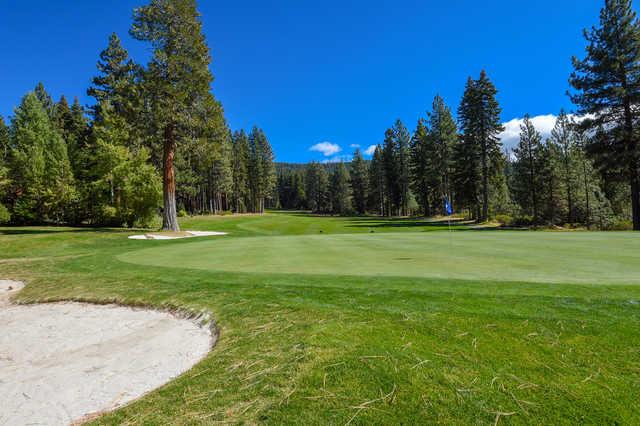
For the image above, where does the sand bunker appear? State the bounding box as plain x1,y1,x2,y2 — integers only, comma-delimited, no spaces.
128,230,227,240
0,280,214,426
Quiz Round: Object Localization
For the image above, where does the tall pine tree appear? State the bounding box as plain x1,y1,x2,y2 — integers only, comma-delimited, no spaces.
330,162,352,215
570,0,640,230
0,116,10,220
130,0,216,230
305,162,329,213
247,126,275,213
9,92,76,223
231,130,249,213
87,33,139,121
368,145,386,215
55,97,89,180
395,120,411,216
350,148,368,214
457,71,504,222
0,116,8,164
453,79,481,218
34,82,55,120
383,121,412,216
512,115,544,223
209,133,233,213
410,118,435,215
382,129,399,215
549,110,579,223
427,95,457,212
540,140,565,224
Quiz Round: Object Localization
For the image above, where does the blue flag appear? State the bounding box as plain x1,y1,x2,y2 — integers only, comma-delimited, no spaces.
444,198,453,216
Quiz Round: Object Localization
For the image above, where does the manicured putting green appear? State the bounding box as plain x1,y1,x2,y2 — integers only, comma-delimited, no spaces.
121,231,640,284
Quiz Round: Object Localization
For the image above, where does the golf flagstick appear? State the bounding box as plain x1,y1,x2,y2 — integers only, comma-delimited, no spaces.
444,195,453,248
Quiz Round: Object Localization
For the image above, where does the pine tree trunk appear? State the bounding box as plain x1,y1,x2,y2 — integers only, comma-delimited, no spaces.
527,143,538,224
162,123,180,231
481,145,489,223
565,157,574,224
567,185,574,224
583,159,591,229
549,179,555,224
623,102,640,230
631,170,640,231
424,192,430,217
621,74,640,231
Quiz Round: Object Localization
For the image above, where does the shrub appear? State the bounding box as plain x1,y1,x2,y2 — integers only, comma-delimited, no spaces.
139,214,162,230
494,214,513,226
178,208,188,218
0,203,11,224
511,215,534,227
607,218,633,231
97,205,122,227
11,198,37,224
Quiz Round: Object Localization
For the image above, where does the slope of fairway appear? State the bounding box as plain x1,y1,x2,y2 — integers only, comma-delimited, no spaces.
121,231,640,284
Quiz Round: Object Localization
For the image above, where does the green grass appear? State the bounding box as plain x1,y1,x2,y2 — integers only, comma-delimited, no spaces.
122,231,640,284
1,212,640,424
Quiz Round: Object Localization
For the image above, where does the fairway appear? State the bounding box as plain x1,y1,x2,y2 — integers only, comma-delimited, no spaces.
3,213,640,424
122,231,640,284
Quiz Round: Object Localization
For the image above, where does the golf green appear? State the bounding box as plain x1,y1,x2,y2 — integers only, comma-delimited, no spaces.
121,231,640,284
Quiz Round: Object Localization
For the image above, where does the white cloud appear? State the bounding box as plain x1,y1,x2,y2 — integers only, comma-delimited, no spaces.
349,144,360,148
499,113,593,151
499,114,558,151
309,141,341,156
363,145,377,156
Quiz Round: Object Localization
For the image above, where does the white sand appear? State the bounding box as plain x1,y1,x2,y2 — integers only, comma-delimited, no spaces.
0,280,214,426
128,230,227,240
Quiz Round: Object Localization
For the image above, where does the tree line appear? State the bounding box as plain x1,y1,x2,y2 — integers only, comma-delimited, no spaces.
1,0,638,230
276,0,640,230
0,0,275,229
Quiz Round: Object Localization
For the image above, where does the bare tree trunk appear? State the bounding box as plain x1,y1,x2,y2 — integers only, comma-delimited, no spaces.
631,174,640,231
623,98,640,230
582,158,591,229
565,158,574,224
614,69,640,230
162,123,179,231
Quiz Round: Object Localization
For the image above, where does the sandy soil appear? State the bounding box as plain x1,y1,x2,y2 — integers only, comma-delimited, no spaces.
128,230,227,240
0,280,214,426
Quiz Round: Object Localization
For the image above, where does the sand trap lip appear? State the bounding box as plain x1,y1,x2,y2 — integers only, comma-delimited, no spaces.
0,280,214,426
128,230,227,240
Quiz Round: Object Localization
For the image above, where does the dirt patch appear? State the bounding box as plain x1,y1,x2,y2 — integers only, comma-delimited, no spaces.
0,281,214,425
0,280,25,307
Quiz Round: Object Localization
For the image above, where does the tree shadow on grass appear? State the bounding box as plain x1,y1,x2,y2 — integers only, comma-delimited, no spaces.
348,221,472,231
0,227,142,236
345,216,467,230
344,217,528,232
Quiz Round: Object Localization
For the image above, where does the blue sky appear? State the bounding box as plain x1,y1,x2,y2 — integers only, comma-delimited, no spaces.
1,1,607,162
